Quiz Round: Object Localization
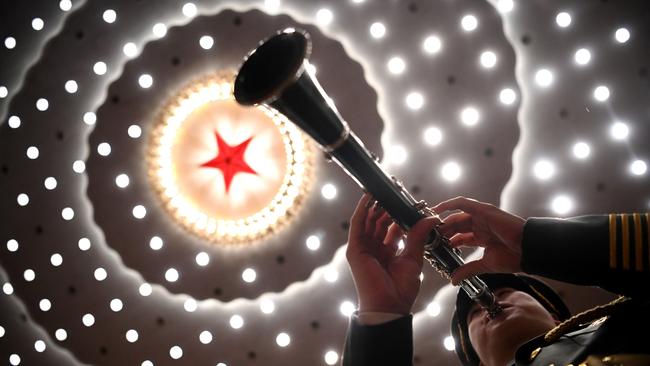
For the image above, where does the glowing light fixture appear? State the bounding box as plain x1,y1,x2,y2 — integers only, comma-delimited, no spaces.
229,315,244,329
115,174,130,188
199,331,213,344
242,268,257,283
325,351,339,365
593,85,610,102
149,236,163,250
387,57,406,74
555,12,571,28
8,115,20,128
93,61,107,75
153,23,167,38
535,69,553,87
427,301,441,316
444,336,456,351
306,235,321,251
615,28,630,43
499,88,517,105
610,121,629,140
480,51,497,68
316,8,333,25
182,3,198,17
370,22,386,39
195,251,210,266
630,160,647,176
551,195,574,215
276,332,291,347
405,92,424,110
340,301,356,317
170,346,183,360
199,35,214,50
123,42,138,58
84,112,97,125
165,268,179,282
461,15,478,31
533,160,555,180
572,142,591,159
102,9,117,23
321,183,337,200
441,161,462,182
574,48,591,65
32,18,45,31
460,107,480,126
138,74,153,88
424,126,443,146
4,37,16,49
36,98,49,111
423,35,442,54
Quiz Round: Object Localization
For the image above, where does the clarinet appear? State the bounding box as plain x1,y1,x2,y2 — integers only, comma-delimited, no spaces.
234,28,503,318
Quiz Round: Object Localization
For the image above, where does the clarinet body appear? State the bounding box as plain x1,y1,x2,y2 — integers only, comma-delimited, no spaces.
234,28,502,317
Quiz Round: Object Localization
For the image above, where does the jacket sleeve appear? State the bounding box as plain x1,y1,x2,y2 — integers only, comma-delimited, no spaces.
521,213,650,298
342,314,413,366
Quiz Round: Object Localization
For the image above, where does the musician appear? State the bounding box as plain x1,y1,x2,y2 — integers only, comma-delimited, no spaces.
342,194,650,366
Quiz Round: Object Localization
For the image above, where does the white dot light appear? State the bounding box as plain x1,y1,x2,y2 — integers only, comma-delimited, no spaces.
142,361,153,366
39,299,52,312
82,314,95,327
427,301,441,316
61,207,74,220
8,115,20,128
170,346,183,360
242,268,257,283
230,315,244,329
321,183,337,200
123,42,138,58
423,35,442,54
424,126,443,146
572,142,591,159
153,23,167,38
460,107,480,126
149,236,163,250
535,69,554,87
27,146,39,159
325,350,339,365
139,283,152,296
44,177,58,191
260,299,275,314
132,205,147,219
24,269,35,282
199,330,213,344
615,28,630,43
55,328,67,341
9,354,20,366
78,237,91,251
499,88,517,105
630,160,647,176
316,8,333,25
7,239,19,252
551,195,574,215
73,160,86,173
4,37,16,49
406,92,424,110
32,18,45,31
50,253,63,267
17,193,29,207
3,283,14,295
306,235,321,251
497,0,514,13
83,112,97,125
574,48,591,65
182,3,198,17
110,298,123,312
594,85,610,102
93,61,107,75
165,268,179,282
128,124,142,138
340,300,356,317
610,121,629,140
94,267,107,281
556,12,571,27
387,57,406,75
36,98,49,111
0,86,7,98
276,332,291,347
126,329,138,343
199,35,214,50
461,15,478,31
480,51,497,68
0,325,4,337
34,340,46,352
441,161,462,182
265,0,281,13
138,74,153,89
444,336,456,351
184,298,198,312
533,160,555,180
388,145,408,165
98,143,111,157
196,252,210,266
324,267,339,283
115,174,130,188
102,9,116,23
59,0,72,11
369,22,386,39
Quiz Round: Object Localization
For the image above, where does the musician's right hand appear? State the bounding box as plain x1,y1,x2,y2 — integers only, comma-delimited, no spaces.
346,194,438,315
432,196,526,285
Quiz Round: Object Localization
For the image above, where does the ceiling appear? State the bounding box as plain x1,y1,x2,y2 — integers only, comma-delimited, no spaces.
0,0,648,365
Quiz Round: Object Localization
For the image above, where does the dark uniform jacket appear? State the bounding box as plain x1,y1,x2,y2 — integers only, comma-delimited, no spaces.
343,214,650,366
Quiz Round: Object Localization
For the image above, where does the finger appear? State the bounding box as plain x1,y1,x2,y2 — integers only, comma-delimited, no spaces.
437,212,473,238
403,217,438,262
433,196,482,216
365,203,384,236
373,211,393,240
349,194,372,244
449,232,481,248
450,260,489,285
384,223,404,247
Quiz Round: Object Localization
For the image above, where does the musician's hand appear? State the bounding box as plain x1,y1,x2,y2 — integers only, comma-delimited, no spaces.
346,194,437,315
432,196,525,285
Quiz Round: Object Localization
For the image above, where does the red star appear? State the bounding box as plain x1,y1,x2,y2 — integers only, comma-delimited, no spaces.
200,132,258,193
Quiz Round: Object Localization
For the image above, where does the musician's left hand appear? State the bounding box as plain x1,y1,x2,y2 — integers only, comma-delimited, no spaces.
346,194,438,314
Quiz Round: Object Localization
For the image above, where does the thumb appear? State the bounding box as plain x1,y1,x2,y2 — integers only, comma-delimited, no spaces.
450,260,488,285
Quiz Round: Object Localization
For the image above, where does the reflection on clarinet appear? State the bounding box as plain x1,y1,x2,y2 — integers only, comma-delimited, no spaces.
234,28,503,318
